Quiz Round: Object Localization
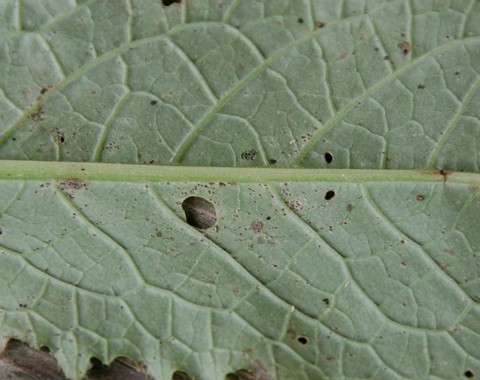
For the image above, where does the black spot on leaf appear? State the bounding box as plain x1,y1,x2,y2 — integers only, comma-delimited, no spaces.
324,152,333,164
241,149,257,160
55,129,65,144
162,0,181,6
181,196,217,230
297,336,308,345
325,190,335,200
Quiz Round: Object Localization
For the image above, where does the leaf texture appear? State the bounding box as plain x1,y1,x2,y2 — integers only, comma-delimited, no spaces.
0,0,479,169
0,1,480,379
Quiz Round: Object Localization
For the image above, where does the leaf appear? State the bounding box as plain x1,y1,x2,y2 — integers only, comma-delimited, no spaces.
0,0,479,170
0,1,480,379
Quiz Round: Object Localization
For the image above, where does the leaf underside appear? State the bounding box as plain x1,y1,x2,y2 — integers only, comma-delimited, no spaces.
0,0,480,379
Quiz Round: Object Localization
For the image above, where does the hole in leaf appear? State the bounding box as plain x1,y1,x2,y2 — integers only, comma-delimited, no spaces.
297,17,304,23
322,298,330,305
0,226,3,236
324,190,335,200
172,371,192,380
416,194,425,201
297,336,308,345
324,152,333,164
181,196,217,230
162,0,181,6
268,158,277,165
465,370,475,378
150,100,158,105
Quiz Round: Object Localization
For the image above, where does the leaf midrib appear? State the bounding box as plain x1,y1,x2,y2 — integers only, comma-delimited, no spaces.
1,160,479,185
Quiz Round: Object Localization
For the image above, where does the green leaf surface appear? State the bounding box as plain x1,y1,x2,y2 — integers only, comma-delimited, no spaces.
1,1,480,379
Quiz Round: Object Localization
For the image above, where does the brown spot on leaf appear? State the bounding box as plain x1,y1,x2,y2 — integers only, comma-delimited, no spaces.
251,220,264,233
30,107,45,122
59,178,87,198
314,21,325,29
440,169,449,182
398,41,411,56
54,129,65,144
172,370,192,380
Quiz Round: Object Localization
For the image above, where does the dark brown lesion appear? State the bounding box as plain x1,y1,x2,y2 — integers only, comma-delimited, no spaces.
439,169,449,182
181,196,217,229
0,340,152,380
397,41,411,56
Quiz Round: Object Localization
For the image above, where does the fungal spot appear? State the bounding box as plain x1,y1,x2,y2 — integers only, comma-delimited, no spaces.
464,370,475,378
162,0,181,6
398,41,411,55
40,87,48,94
314,20,325,29
416,194,425,201
322,298,330,305
297,17,304,23
297,336,308,345
268,159,277,165
181,196,217,230
150,100,158,105
172,370,192,380
60,178,87,198
440,169,449,182
346,203,353,212
30,107,45,122
417,84,425,89
55,128,65,144
241,149,257,161
251,220,264,233
324,152,333,164
288,200,301,210
325,190,335,200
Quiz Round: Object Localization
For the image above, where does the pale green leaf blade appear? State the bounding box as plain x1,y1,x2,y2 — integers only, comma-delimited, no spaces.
0,165,479,379
0,1,479,169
